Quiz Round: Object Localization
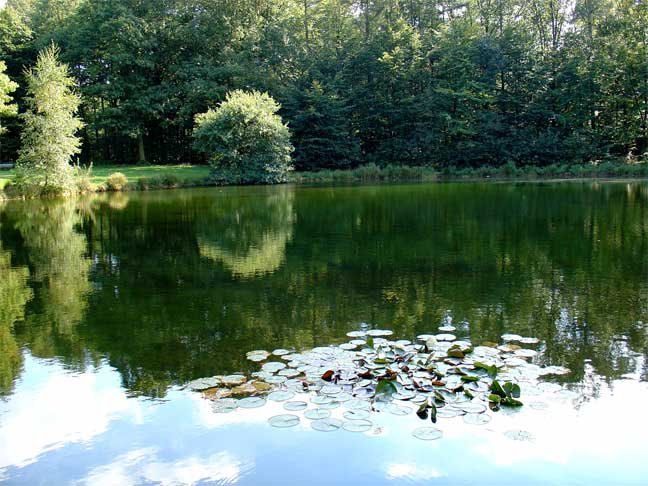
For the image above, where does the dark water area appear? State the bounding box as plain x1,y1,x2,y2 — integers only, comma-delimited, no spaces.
0,181,647,484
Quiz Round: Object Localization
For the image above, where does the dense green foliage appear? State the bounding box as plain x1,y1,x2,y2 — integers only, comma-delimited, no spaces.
0,0,646,170
13,44,82,196
194,90,294,184
0,60,18,139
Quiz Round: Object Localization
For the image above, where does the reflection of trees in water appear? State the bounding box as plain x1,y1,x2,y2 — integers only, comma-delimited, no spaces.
0,219,32,395
198,186,295,278
1,198,92,368
0,183,646,399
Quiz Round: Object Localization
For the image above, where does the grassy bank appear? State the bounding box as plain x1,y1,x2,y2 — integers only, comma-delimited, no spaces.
0,164,211,194
1,161,646,199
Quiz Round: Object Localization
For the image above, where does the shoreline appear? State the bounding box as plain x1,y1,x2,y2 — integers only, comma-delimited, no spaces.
1,163,647,200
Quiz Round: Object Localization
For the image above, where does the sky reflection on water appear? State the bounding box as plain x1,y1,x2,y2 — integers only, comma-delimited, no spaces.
1,352,647,485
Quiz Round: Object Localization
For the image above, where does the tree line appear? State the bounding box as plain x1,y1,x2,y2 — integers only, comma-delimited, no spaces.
0,0,647,170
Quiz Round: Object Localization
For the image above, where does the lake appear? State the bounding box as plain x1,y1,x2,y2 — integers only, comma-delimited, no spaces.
0,181,647,485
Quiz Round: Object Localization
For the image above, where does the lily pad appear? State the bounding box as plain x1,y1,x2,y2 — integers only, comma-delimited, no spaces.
460,402,487,414
386,403,412,416
412,426,443,440
504,429,534,441
437,408,459,418
305,408,331,420
268,414,300,428
345,399,371,411
367,329,394,337
268,390,295,402
438,325,456,332
187,377,222,391
278,369,301,378
272,349,290,356
222,375,247,386
347,331,367,338
343,409,371,420
238,397,266,408
463,413,491,425
264,375,288,385
262,362,287,373
342,419,373,432
311,418,343,432
246,351,270,362
283,401,308,411
436,333,457,342
211,398,238,413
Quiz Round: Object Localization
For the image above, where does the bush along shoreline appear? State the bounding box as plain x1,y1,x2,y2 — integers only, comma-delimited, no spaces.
2,160,647,200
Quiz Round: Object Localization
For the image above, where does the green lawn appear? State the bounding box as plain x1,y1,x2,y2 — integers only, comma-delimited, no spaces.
0,164,211,189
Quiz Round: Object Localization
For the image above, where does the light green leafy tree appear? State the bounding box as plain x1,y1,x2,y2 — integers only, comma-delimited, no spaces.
194,90,294,185
14,44,83,196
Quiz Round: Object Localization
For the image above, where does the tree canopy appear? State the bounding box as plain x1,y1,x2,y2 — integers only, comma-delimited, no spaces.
0,0,645,169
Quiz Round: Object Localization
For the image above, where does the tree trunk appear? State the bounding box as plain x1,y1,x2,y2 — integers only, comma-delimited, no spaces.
137,132,146,163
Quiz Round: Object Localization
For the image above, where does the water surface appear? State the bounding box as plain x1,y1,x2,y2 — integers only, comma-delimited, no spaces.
0,181,647,484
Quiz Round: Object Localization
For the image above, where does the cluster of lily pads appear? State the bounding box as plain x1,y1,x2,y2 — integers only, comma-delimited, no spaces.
187,322,570,440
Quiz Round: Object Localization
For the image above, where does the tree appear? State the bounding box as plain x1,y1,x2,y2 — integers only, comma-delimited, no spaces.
0,60,18,135
193,90,294,184
14,44,83,196
0,60,18,162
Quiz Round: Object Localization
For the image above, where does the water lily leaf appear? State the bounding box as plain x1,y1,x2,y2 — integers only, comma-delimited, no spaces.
311,418,343,432
430,403,437,423
490,380,507,398
342,419,373,432
386,403,412,415
447,348,465,359
344,410,370,420
375,379,397,397
416,402,429,419
474,361,498,378
501,396,523,407
268,414,300,428
238,396,266,408
488,393,501,404
503,382,521,398
268,390,295,402
504,429,534,441
305,408,331,420
437,407,458,418
463,413,491,425
283,401,308,411
211,398,238,413
262,362,287,373
460,375,479,382
412,426,443,440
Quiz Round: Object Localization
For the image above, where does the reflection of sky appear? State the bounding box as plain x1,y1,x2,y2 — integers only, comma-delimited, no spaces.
1,354,647,484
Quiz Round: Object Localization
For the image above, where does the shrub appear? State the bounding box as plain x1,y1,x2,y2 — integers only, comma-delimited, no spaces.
136,177,150,191
74,164,94,193
106,172,128,191
161,174,180,188
193,90,294,185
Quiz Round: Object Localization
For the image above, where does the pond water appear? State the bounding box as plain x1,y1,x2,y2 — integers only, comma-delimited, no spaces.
0,181,647,485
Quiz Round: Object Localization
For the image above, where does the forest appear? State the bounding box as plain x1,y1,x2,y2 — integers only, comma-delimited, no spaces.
0,0,647,171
